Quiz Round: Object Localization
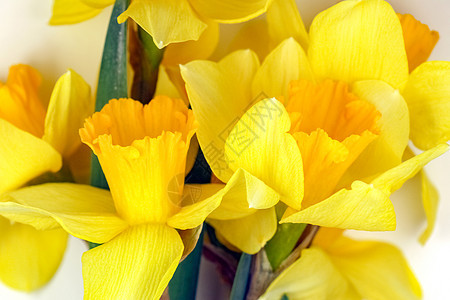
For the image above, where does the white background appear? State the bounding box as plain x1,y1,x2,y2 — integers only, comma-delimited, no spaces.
0,0,449,299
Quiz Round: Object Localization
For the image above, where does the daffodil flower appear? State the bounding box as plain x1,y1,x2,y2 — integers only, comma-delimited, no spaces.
180,0,449,254
0,64,92,291
50,0,272,49
260,228,421,300
0,96,222,299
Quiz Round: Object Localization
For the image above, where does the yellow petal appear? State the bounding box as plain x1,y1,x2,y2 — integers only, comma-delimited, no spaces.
252,38,313,100
163,20,219,66
181,50,260,182
227,19,270,61
345,80,409,180
0,119,62,195
43,69,93,158
419,170,439,244
260,247,358,300
67,144,92,184
372,144,449,192
82,224,183,300
0,64,46,137
281,180,396,230
117,0,207,48
49,0,103,25
207,208,277,254
80,0,114,9
225,98,303,210
0,183,128,244
154,66,182,99
308,0,408,89
0,218,67,291
403,61,450,150
80,97,196,224
167,183,224,230
189,0,271,23
266,0,309,51
398,13,439,72
207,168,280,220
328,236,422,300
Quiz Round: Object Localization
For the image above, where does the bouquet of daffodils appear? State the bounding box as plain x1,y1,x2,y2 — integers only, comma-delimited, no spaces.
0,0,449,299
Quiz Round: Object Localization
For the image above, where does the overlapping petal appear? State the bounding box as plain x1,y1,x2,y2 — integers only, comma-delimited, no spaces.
82,224,183,300
50,0,103,25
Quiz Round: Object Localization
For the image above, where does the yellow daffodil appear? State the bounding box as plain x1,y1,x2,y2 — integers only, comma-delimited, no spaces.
0,64,93,291
180,0,449,254
0,96,223,299
260,228,421,300
50,0,272,49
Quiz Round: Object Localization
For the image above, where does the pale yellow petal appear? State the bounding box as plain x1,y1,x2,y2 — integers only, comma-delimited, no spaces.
207,168,280,220
227,19,270,61
207,208,277,254
117,0,207,48
0,119,62,195
266,0,309,51
154,66,182,99
252,38,313,100
80,0,114,9
0,183,127,244
260,247,357,300
0,218,67,291
372,144,448,192
281,180,396,231
163,20,219,66
419,170,439,244
49,0,103,25
329,236,422,300
225,98,303,209
189,0,271,23
403,61,450,150
308,0,408,89
82,224,183,300
167,183,224,229
181,50,260,182
43,69,93,158
345,80,409,180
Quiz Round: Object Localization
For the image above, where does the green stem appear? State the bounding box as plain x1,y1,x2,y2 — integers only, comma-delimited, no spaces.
264,223,307,270
230,253,253,300
90,0,129,189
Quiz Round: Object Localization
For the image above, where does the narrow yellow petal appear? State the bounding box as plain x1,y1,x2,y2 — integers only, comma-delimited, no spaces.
117,0,207,48
163,20,219,66
154,66,182,100
0,119,62,195
181,50,260,182
346,80,410,180
189,0,271,23
0,183,127,243
82,224,183,300
266,0,309,51
49,0,103,25
403,61,450,150
308,0,408,89
281,180,396,231
80,0,114,9
225,98,303,210
260,247,357,300
398,13,439,72
208,208,277,254
327,236,422,300
43,69,93,158
207,168,280,220
0,64,46,137
252,38,313,100
372,144,449,192
419,170,439,244
167,183,224,230
0,219,67,291
80,97,196,224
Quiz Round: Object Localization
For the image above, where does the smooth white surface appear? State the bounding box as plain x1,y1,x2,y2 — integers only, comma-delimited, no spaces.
0,0,448,299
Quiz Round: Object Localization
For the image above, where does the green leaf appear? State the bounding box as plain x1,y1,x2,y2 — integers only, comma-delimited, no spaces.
230,253,253,300
265,223,307,270
90,0,129,189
